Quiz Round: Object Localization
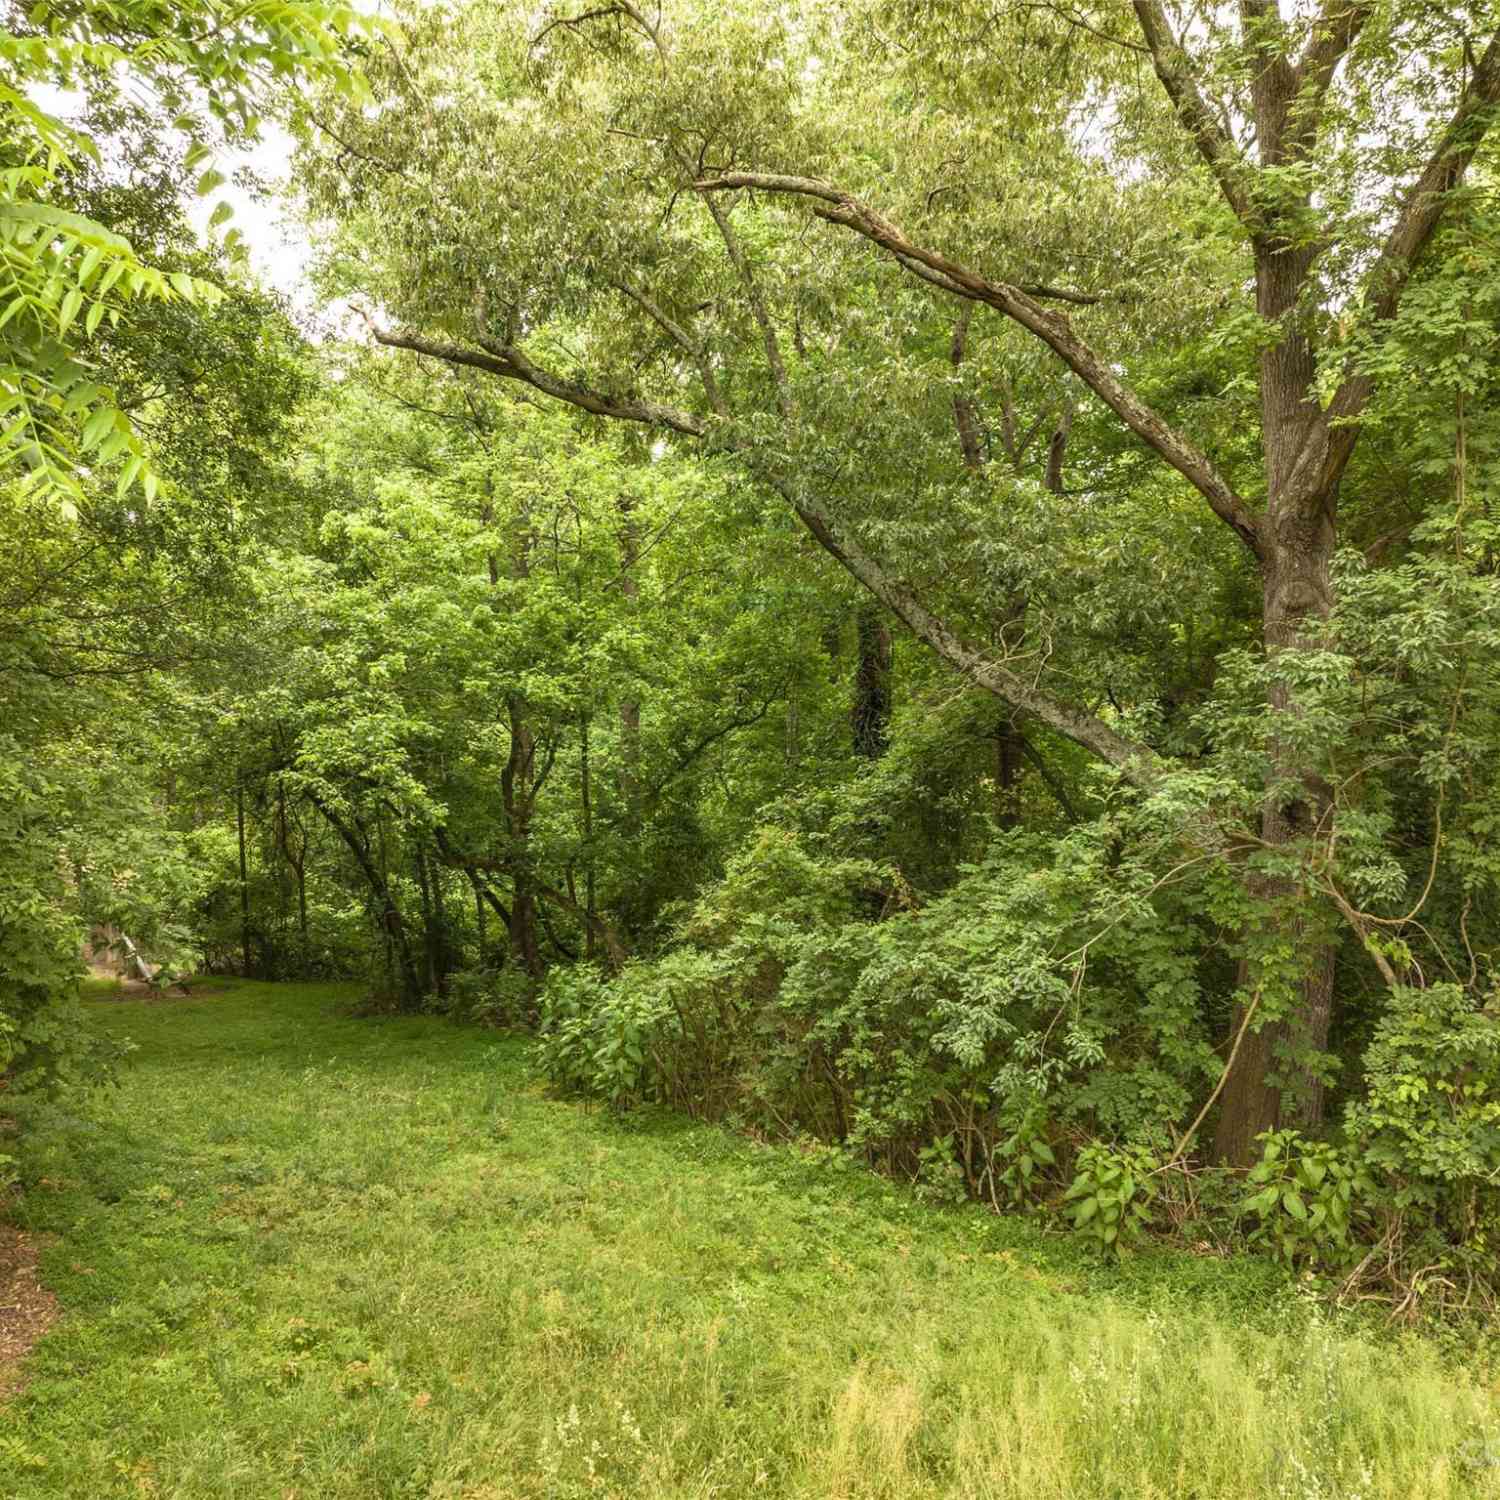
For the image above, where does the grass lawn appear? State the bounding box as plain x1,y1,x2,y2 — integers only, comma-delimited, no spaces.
2,978,1498,1498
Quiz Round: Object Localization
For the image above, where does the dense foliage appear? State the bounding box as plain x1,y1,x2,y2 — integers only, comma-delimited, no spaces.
5,0,1500,1316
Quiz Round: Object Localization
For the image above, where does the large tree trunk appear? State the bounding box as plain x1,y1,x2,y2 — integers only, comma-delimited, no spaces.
1213,234,1339,1163
1213,529,1339,1161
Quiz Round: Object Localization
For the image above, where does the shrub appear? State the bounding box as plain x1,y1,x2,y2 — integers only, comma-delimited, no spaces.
441,967,536,1030
1337,984,1500,1310
538,823,1218,1205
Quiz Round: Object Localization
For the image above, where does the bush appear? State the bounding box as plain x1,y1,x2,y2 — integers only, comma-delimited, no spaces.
534,816,1500,1306
444,966,545,1030
1336,984,1500,1310
538,824,1219,1201
1239,1130,1373,1269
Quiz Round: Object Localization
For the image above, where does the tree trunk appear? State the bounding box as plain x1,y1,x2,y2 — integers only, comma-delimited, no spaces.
579,712,596,961
1213,234,1339,1163
236,781,253,979
510,881,543,980
470,870,489,965
994,719,1023,829
295,851,308,952
617,495,643,825
429,849,450,995
307,792,423,1004
1212,525,1338,1161
852,600,893,758
413,843,440,996
502,696,545,982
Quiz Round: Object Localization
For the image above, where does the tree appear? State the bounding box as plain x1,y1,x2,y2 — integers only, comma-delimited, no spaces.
294,0,1500,1160
0,38,350,1136
0,0,379,500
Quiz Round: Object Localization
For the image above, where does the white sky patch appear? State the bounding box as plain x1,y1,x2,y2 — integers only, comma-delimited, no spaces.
29,76,313,306
187,119,313,306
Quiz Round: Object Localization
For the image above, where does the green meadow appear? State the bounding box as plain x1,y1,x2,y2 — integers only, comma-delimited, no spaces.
2,980,1497,1499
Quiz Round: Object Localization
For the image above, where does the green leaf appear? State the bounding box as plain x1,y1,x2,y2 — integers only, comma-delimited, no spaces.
57,287,82,334
79,405,113,452
116,453,144,497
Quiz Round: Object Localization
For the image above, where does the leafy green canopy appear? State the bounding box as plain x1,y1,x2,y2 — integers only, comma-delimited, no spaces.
0,1,382,501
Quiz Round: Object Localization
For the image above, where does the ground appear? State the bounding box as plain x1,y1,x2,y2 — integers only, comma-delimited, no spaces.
0,979,1497,1498
0,1221,57,1404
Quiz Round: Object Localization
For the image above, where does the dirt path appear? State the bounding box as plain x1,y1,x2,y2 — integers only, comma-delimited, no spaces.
0,1219,58,1403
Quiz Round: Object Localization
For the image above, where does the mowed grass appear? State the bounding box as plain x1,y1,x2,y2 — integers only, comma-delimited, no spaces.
2,981,1499,1498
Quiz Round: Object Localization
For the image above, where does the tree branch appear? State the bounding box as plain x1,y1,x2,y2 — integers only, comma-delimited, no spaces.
1292,0,1374,119
693,171,1264,558
1316,33,1500,486
1132,0,1253,222
703,194,794,425
368,324,708,436
950,306,984,471
610,277,725,414
368,312,1166,785
773,476,1164,784
536,879,629,970
1017,732,1079,819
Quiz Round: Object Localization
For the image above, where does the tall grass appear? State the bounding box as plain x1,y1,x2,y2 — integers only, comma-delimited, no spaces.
1,980,1495,1498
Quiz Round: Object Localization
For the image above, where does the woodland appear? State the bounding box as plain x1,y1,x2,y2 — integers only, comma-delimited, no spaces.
5,0,1500,1367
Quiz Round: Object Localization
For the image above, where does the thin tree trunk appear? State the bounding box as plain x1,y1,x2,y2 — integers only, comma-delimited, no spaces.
236,781,252,979
414,843,438,996
470,870,489,966
617,495,643,827
852,600,893,758
503,696,545,982
995,719,1023,829
579,712,596,961
429,849,450,996
306,792,423,1004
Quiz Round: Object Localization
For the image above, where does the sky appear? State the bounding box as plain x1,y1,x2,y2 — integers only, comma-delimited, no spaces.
30,75,315,303
188,121,325,318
